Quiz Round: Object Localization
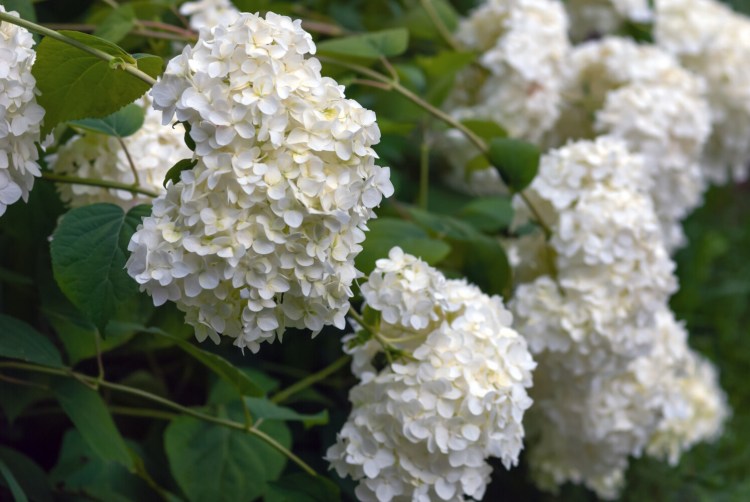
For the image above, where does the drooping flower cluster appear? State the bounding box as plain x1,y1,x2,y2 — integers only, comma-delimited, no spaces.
47,99,192,208
0,6,44,217
440,0,570,195
654,0,750,183
327,247,536,501
510,138,728,498
126,12,393,352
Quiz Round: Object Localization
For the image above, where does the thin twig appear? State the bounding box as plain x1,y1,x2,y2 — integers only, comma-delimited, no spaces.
420,0,461,51
271,355,350,404
41,171,159,198
116,136,140,187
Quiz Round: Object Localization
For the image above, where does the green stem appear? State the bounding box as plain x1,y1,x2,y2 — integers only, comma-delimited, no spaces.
271,355,350,404
0,12,156,86
41,171,159,198
420,0,461,51
419,127,430,210
0,361,317,477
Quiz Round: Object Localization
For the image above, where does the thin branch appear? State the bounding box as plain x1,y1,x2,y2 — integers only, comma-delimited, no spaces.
420,0,461,51
41,171,159,198
271,355,350,404
0,12,157,86
116,136,140,187
0,361,317,477
94,331,105,386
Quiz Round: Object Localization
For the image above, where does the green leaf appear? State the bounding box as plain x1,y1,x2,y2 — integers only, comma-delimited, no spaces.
0,314,63,368
209,368,280,404
69,103,145,138
265,473,340,502
165,415,290,502
0,379,48,424
416,51,475,78
50,204,149,332
244,398,328,428
2,0,36,22
230,0,271,11
401,0,459,41
463,235,512,298
0,456,27,502
406,207,478,241
487,137,540,192
51,379,134,470
93,4,136,43
459,196,514,233
461,119,508,142
356,218,451,273
50,430,157,502
317,28,409,59
163,158,197,188
33,31,162,136
0,447,53,502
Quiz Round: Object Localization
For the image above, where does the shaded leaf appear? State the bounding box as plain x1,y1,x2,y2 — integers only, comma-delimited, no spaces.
94,4,136,43
33,31,162,136
51,379,134,470
2,0,35,22
487,137,540,192
165,415,290,502
458,196,514,233
265,473,340,502
356,218,451,273
0,456,27,502
244,397,328,428
0,447,53,502
317,28,409,59
50,204,150,332
0,314,63,368
163,158,197,188
461,119,507,142
69,103,145,138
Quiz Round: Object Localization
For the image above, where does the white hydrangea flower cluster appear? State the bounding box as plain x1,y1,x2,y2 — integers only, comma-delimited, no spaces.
0,6,44,217
528,309,728,498
179,0,239,32
440,0,570,195
509,138,727,498
47,99,192,208
327,247,536,501
549,37,711,250
564,0,653,41
127,12,393,352
654,0,750,183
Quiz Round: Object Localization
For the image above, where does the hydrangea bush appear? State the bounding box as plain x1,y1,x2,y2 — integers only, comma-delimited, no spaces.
0,1,747,501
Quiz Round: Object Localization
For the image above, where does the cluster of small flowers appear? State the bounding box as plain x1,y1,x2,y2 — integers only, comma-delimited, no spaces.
550,36,711,250
654,0,750,183
126,12,393,352
510,138,727,498
47,99,191,208
327,247,536,501
440,0,570,195
0,6,44,217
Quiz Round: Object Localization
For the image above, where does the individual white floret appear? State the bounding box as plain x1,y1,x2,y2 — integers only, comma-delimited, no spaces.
328,249,535,501
128,12,393,352
48,100,192,208
655,0,750,183
179,0,240,31
0,6,44,216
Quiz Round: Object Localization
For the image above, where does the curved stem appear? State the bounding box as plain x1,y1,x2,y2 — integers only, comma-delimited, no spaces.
0,361,317,477
116,136,140,187
0,12,157,86
271,355,350,404
420,0,461,51
41,171,159,198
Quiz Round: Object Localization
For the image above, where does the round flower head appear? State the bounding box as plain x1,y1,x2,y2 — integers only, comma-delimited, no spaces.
440,0,570,195
47,99,192,208
328,248,536,501
655,0,750,183
0,6,44,216
128,12,393,352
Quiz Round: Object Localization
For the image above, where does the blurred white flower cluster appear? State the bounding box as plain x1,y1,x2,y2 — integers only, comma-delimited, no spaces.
509,138,728,498
565,0,653,40
0,6,44,216
47,99,191,208
126,12,393,352
440,0,570,195
327,247,536,501
179,0,239,32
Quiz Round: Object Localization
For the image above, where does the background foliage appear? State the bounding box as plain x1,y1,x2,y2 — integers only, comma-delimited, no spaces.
0,0,748,501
